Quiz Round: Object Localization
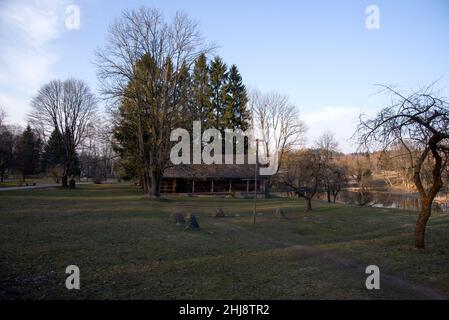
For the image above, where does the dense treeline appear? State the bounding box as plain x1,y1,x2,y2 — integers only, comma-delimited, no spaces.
96,8,252,196
112,53,250,193
0,117,113,184
0,124,42,182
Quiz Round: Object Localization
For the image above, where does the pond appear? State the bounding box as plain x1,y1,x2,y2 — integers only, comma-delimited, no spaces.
318,190,449,214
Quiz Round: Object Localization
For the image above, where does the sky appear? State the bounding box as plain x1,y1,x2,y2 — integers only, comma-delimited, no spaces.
1,0,449,152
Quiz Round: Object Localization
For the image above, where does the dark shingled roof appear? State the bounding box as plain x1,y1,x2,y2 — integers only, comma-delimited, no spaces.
164,164,261,179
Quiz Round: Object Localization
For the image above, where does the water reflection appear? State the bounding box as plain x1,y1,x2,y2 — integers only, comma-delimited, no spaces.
318,190,449,214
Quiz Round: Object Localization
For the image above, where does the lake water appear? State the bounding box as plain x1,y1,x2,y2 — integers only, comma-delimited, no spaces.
318,190,449,214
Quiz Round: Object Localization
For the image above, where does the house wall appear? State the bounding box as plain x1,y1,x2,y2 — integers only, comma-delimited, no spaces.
162,178,264,194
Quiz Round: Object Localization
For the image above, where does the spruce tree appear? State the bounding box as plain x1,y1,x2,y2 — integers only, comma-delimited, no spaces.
62,129,80,184
42,129,65,170
209,56,229,131
192,54,213,128
42,129,80,182
0,127,15,182
16,125,42,181
223,65,250,130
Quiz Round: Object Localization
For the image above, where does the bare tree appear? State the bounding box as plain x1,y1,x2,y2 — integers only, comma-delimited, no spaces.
377,142,415,190
316,131,339,156
250,90,307,192
327,163,348,203
345,153,374,206
355,84,449,249
315,131,340,202
0,106,6,128
95,7,214,197
29,79,97,188
79,118,116,182
281,149,325,211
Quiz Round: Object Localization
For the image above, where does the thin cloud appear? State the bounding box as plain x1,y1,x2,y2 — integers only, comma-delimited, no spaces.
0,0,67,124
302,106,371,153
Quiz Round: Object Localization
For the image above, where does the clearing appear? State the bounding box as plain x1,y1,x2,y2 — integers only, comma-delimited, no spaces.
1,184,448,299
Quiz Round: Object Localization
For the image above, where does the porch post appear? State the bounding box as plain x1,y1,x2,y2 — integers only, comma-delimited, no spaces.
192,179,195,193
211,180,214,193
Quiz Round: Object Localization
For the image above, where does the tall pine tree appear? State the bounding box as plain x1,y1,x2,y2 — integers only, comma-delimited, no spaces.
42,129,80,182
0,127,15,182
209,56,229,131
42,129,65,170
192,54,213,128
16,125,42,181
223,64,250,130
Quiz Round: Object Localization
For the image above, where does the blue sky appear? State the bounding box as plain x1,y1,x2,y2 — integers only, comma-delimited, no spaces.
1,0,448,152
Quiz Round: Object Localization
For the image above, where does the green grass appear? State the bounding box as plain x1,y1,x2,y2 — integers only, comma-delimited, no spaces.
1,184,449,300
0,181,24,188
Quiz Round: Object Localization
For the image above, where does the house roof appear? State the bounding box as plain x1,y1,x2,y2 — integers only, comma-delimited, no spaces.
164,164,261,179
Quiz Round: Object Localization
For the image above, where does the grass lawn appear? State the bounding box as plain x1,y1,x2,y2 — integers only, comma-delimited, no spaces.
1,184,448,300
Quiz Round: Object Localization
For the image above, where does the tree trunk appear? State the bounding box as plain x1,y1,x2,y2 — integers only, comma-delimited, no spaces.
0,170,4,183
358,190,365,206
62,175,68,188
150,170,162,197
326,187,331,203
415,201,432,250
306,197,313,211
265,179,272,197
62,163,70,188
142,170,151,195
412,138,443,250
332,189,340,203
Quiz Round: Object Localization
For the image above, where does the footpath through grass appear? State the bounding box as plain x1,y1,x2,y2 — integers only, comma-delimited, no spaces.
0,178,58,188
1,184,448,299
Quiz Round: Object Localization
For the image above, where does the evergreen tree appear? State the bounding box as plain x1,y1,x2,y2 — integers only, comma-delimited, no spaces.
42,129,80,182
0,127,15,182
223,65,250,130
192,54,213,128
209,56,229,131
16,125,42,180
112,52,251,185
176,62,193,124
112,99,144,183
62,129,81,182
68,151,81,177
42,129,65,170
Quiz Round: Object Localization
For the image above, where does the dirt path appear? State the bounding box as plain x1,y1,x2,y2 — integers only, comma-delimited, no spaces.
216,221,449,300
0,182,93,192
0,184,60,192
